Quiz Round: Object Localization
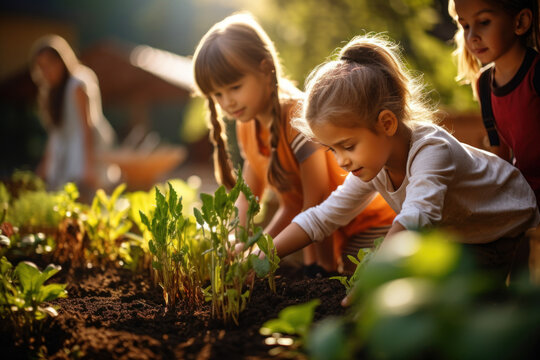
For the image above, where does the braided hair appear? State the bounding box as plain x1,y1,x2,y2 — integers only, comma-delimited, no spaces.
193,12,296,191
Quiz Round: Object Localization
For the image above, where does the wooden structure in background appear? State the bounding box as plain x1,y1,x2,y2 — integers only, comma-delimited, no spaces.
80,41,193,130
0,39,196,190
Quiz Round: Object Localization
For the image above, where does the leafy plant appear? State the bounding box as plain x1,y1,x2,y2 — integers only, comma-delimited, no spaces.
194,169,279,324
330,237,383,294
0,256,67,348
84,184,132,267
140,183,210,309
7,190,62,232
299,231,540,360
2,170,46,201
126,179,200,274
2,183,83,262
253,232,280,293
0,182,9,214
260,299,320,358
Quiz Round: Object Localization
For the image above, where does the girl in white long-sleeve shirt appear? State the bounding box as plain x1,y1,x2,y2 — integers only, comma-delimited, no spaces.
273,34,539,283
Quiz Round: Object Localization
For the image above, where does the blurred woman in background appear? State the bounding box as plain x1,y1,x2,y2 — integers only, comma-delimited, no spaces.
30,35,115,200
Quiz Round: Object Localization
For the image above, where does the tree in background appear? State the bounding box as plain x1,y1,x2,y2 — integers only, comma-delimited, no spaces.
245,0,475,112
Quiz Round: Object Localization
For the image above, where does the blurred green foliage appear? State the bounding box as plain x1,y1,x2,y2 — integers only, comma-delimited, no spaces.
308,231,540,360
247,0,476,111
262,231,540,359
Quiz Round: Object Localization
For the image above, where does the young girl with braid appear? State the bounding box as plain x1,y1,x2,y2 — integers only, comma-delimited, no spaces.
192,13,396,276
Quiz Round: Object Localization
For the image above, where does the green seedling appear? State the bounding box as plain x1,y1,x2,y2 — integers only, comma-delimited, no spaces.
0,256,67,347
84,184,132,267
252,232,279,293
7,190,62,232
126,179,200,274
3,183,83,262
140,183,210,309
194,168,279,325
260,299,320,357
331,237,383,294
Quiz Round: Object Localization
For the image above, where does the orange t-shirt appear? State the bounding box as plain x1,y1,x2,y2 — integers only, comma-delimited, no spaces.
236,101,396,260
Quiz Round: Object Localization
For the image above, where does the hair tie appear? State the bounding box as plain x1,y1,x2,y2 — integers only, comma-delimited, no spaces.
341,56,355,63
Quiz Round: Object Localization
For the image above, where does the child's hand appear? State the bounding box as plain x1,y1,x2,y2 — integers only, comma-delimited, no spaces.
233,242,245,256
232,242,265,260
341,292,353,307
341,284,358,307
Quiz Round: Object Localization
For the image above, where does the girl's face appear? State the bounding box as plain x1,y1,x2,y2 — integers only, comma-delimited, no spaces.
311,116,393,182
34,50,65,87
454,0,521,66
210,70,273,124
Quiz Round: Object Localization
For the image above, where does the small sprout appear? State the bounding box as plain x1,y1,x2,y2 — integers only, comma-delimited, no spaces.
260,299,320,357
0,256,67,345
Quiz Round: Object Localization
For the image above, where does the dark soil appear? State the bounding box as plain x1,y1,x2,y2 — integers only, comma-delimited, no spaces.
2,264,347,359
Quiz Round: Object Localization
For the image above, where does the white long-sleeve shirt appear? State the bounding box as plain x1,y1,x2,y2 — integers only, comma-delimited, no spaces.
294,123,539,244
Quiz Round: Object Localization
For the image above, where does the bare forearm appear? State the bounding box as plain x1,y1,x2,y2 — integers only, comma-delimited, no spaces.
273,222,312,258
264,205,298,238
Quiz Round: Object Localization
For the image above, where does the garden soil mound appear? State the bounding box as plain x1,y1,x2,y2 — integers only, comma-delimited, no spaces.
2,264,346,359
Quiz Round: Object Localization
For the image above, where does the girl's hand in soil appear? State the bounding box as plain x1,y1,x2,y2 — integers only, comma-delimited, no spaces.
233,241,245,256
341,291,355,307
233,242,265,259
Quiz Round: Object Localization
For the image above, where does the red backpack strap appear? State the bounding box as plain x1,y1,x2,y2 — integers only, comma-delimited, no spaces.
478,68,500,146
533,56,540,95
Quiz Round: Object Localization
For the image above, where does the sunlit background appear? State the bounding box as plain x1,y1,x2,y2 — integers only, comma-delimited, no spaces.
0,0,481,190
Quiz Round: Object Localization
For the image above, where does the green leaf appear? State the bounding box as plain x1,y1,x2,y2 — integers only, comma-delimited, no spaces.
155,186,167,219
149,240,157,255
214,186,228,216
307,317,350,360
176,196,184,218
110,183,126,203
251,255,270,277
280,299,320,337
347,254,360,266
229,185,240,204
245,228,263,248
14,261,41,293
193,208,204,226
37,283,67,302
261,318,296,335
96,189,108,207
41,263,62,282
168,183,178,217
1,256,13,274
256,232,270,254
63,182,80,201
200,193,214,212
330,276,349,289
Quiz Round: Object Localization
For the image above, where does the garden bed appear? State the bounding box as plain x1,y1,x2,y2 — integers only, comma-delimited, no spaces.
2,263,346,359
